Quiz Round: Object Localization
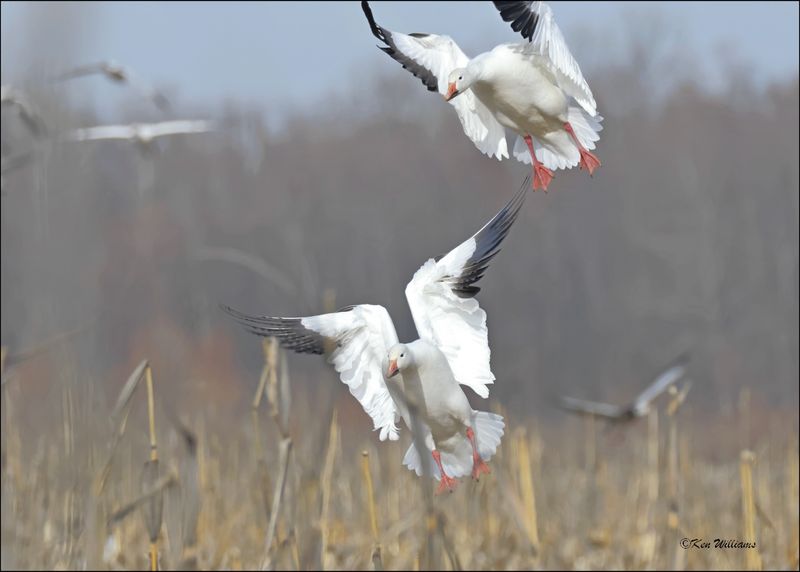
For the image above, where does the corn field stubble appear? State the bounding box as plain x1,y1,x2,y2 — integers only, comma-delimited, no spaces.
1,351,798,571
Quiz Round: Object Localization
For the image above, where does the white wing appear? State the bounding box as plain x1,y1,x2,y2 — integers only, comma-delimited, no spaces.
405,181,527,397
223,304,402,441
632,357,689,411
146,120,214,139
362,2,509,159
494,1,596,115
69,124,137,141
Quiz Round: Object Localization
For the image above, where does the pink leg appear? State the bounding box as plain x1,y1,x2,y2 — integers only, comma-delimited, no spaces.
466,427,491,480
523,135,554,192
563,122,601,176
431,450,459,494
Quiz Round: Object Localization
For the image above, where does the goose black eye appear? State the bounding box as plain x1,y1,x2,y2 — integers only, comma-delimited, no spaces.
458,75,463,80
400,353,405,358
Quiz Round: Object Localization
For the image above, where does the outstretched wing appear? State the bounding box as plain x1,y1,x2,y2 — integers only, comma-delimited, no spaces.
361,1,509,159
493,1,596,115
558,396,625,420
55,62,108,81
69,124,137,141
147,120,214,138
404,178,528,398
1,86,48,137
222,303,402,441
632,355,689,412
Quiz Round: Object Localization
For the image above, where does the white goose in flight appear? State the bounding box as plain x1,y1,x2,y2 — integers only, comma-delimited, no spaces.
68,120,214,155
56,60,171,111
362,1,602,192
224,180,529,493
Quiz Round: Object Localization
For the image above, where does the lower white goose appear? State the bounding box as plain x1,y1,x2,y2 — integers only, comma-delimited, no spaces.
224,179,527,493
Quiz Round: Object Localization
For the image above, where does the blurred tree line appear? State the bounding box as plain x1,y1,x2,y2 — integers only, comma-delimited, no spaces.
1,8,797,430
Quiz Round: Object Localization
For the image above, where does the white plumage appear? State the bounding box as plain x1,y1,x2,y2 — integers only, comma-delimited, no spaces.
68,120,215,155
362,1,603,191
224,181,528,492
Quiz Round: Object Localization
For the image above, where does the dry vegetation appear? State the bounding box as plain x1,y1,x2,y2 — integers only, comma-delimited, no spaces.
1,350,798,570
2,4,799,571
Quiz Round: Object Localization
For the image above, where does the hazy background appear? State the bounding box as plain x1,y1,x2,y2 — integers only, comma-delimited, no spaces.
2,1,798,443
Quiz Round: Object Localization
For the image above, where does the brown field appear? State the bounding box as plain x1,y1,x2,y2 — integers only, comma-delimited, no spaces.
1,349,797,571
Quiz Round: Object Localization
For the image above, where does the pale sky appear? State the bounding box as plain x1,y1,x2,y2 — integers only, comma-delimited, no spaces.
2,1,798,121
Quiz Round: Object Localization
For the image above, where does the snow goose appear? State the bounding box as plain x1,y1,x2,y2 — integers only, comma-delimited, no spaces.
68,120,214,154
362,1,602,191
559,355,690,422
56,60,170,111
224,179,528,493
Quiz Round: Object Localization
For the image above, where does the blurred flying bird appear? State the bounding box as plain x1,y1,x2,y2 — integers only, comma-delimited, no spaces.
224,178,529,494
362,1,602,191
1,85,48,138
68,120,215,154
1,150,35,196
559,355,691,422
56,60,171,111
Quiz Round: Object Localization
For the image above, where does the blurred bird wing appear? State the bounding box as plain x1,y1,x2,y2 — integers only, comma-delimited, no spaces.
361,1,508,159
147,120,214,138
633,361,688,410
56,62,108,81
145,89,171,111
0,84,13,102
493,1,596,115
70,125,137,141
123,70,171,111
559,396,624,419
404,180,527,398
222,304,403,441
1,86,48,137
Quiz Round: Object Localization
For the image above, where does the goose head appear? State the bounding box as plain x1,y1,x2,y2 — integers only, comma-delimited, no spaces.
445,67,475,101
386,344,413,379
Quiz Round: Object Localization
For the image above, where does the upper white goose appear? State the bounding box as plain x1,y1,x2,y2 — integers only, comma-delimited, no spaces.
224,180,528,493
362,1,602,192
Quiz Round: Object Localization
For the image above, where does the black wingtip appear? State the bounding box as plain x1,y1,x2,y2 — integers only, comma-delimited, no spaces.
221,304,327,354
493,1,539,42
441,177,529,297
219,303,242,319
361,1,385,43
